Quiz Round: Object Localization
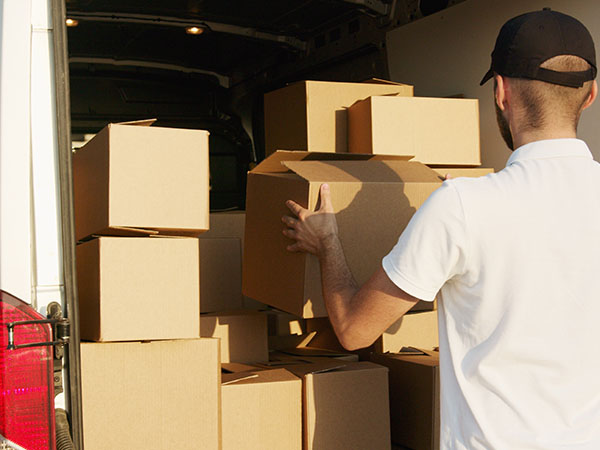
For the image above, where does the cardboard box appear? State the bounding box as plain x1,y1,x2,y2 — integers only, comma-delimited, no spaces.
73,120,209,240
267,309,306,336
80,339,220,450
432,167,494,180
199,238,243,313
221,368,302,450
305,311,437,355
242,296,270,311
195,211,261,311
243,151,441,318
375,310,438,353
348,96,480,166
282,360,391,450
268,347,360,364
268,333,318,352
371,350,440,450
76,236,199,342
199,211,246,246
264,80,413,155
200,311,269,363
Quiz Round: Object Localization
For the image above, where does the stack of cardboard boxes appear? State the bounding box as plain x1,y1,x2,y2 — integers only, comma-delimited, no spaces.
72,120,221,449
243,79,494,449
73,80,491,449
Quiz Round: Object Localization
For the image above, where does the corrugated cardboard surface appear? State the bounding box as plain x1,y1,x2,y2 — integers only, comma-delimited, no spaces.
221,368,302,450
284,361,391,450
80,339,221,450
371,351,440,450
199,211,246,247
243,152,441,318
200,311,269,363
376,310,439,353
73,122,209,240
199,238,243,313
76,236,200,342
432,167,494,180
304,312,438,357
267,310,306,336
264,80,413,155
243,171,309,317
348,96,480,166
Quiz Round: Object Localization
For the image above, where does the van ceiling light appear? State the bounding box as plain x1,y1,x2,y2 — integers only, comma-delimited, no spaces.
185,26,205,35
66,18,79,27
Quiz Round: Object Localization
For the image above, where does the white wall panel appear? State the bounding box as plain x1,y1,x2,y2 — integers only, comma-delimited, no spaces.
387,0,600,170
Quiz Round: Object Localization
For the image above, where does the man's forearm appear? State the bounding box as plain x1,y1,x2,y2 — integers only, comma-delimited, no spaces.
318,235,359,340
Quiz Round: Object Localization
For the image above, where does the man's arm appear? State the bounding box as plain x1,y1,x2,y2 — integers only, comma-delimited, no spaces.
282,183,421,351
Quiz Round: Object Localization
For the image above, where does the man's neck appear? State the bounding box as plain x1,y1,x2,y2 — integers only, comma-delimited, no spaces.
512,128,577,150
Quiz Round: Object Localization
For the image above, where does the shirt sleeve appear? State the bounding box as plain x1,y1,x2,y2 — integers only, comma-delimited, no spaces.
382,181,468,302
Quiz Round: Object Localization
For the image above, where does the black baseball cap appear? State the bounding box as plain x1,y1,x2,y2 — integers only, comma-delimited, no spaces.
480,8,597,87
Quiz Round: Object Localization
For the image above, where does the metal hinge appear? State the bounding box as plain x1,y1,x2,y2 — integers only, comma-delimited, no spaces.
6,302,69,351
6,302,69,397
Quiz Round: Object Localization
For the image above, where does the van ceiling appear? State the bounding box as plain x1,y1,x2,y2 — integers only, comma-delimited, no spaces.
67,0,369,80
65,0,463,210
65,0,463,84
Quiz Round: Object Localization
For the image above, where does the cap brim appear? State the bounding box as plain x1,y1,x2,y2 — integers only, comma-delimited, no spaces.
480,69,494,86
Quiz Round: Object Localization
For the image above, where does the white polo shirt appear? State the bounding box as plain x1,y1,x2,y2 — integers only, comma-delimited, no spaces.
383,139,600,449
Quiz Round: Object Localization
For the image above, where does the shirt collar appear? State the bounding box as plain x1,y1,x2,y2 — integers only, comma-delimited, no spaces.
506,138,593,167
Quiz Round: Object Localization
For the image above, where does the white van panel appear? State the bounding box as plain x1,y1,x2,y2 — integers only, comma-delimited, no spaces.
31,0,64,313
0,0,64,317
0,0,34,304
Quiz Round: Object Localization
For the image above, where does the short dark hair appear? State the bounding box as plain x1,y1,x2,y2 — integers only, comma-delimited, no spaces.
508,55,594,132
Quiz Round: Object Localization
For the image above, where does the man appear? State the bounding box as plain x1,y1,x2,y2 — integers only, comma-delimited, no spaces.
282,9,600,449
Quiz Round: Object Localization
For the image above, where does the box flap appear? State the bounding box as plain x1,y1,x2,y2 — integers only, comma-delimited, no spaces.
268,332,317,351
115,118,157,126
279,347,355,358
384,349,439,366
282,160,442,183
251,150,412,174
221,362,260,373
222,373,259,385
362,78,411,87
222,368,299,387
283,359,347,377
397,346,437,356
90,227,160,240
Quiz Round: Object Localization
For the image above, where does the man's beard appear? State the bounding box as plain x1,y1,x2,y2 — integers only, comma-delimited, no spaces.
495,102,514,151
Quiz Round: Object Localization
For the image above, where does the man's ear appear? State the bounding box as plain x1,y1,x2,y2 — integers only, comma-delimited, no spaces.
582,80,598,111
495,74,508,111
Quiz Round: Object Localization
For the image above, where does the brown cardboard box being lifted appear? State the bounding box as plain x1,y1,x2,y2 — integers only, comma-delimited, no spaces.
201,311,269,363
348,96,481,166
221,366,302,450
277,359,391,450
76,236,199,342
73,120,209,240
80,339,220,450
371,350,440,450
243,151,442,318
264,80,413,155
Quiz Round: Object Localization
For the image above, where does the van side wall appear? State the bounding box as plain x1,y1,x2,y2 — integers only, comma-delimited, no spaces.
386,0,600,171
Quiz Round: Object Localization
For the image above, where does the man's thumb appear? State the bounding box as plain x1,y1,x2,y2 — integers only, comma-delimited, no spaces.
319,183,334,212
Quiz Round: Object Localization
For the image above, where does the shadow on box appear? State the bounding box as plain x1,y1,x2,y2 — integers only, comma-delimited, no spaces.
302,161,411,450
300,159,416,323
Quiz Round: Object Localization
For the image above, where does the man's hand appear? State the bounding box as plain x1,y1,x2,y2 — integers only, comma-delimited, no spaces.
282,183,338,256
